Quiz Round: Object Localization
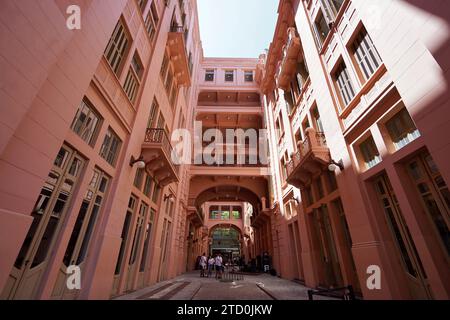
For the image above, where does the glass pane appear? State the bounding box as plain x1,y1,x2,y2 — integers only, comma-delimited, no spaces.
115,212,132,275
54,148,70,168
77,201,101,265
422,194,450,255
384,206,418,276
69,158,83,177
99,177,108,193
52,190,70,217
63,200,90,266
143,175,153,198
408,161,422,180
89,171,99,189
139,222,153,272
14,212,42,269
31,216,59,267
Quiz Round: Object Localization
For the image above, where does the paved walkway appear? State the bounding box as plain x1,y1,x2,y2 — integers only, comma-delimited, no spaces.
114,272,336,300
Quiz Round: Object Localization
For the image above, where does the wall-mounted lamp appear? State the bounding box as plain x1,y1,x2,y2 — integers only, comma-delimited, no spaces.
164,194,175,203
130,155,146,169
328,159,344,172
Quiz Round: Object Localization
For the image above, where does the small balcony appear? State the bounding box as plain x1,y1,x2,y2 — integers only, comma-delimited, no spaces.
286,128,331,189
142,128,180,187
277,27,301,90
187,206,205,228
167,25,191,86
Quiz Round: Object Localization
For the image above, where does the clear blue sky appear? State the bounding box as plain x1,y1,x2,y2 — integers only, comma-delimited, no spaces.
197,0,278,58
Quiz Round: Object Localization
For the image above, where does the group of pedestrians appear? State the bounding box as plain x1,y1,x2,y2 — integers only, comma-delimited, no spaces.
199,252,224,279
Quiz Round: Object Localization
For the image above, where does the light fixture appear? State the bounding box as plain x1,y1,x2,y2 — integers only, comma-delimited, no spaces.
328,159,344,172
164,194,175,203
129,155,145,169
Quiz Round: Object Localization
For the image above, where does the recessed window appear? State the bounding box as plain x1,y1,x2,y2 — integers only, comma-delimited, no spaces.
165,68,174,96
131,52,144,79
145,2,159,42
294,130,303,146
334,62,356,109
312,106,324,133
169,83,178,108
244,71,254,82
71,98,100,146
296,60,309,91
205,69,214,82
123,68,139,103
160,53,169,79
351,27,382,81
280,152,289,183
137,0,148,12
304,186,314,206
150,1,159,24
143,174,153,198
313,10,331,48
232,206,241,219
284,90,295,115
385,108,420,150
326,170,338,192
152,183,161,203
133,168,144,189
147,98,159,128
210,206,219,219
407,153,450,256
302,117,310,132
225,70,234,82
99,127,122,166
104,20,129,75
321,0,345,19
188,52,193,75
221,209,230,220
139,208,154,272
359,136,381,169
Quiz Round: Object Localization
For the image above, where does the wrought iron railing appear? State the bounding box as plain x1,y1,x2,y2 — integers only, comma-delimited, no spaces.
144,128,180,175
286,129,327,177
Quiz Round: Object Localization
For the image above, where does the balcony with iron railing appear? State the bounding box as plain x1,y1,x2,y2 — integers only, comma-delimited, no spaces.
286,127,331,189
167,25,191,86
276,27,302,90
141,128,180,186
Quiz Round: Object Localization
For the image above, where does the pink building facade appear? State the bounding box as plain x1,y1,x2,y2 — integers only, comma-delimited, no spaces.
0,0,202,299
257,0,450,300
0,0,449,300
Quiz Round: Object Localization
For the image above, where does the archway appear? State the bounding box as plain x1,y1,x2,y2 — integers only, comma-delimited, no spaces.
209,224,243,265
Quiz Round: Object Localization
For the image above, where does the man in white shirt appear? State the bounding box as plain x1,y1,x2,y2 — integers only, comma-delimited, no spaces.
215,253,223,279
199,253,207,277
207,256,215,277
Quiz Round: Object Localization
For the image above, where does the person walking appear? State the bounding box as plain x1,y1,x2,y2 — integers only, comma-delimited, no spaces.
215,253,223,279
207,256,215,277
199,252,207,277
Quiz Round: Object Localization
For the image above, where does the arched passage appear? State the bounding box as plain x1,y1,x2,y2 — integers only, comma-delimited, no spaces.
194,185,261,210
209,224,243,264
